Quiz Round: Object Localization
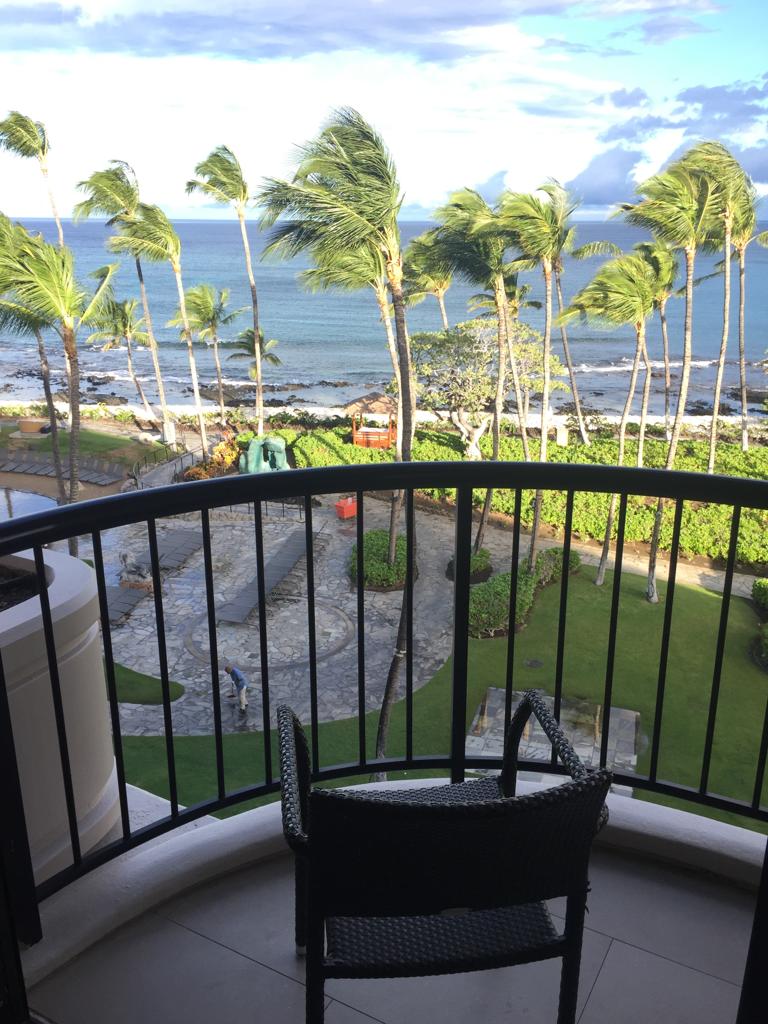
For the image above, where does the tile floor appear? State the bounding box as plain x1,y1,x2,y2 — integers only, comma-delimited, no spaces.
29,847,755,1024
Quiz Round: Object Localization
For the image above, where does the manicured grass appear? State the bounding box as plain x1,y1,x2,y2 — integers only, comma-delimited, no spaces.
114,663,184,704
122,566,768,833
0,425,162,466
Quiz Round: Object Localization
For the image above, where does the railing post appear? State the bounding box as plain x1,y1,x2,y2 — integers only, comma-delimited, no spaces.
737,836,768,1024
450,486,473,784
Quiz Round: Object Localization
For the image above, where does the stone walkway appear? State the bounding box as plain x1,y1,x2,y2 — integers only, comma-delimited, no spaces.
83,492,758,741
0,448,124,486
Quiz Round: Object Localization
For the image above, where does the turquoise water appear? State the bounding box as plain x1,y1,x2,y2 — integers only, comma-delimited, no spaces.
1,218,766,416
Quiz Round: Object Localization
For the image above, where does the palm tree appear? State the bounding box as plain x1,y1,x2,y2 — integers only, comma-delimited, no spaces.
468,269,541,324
0,217,67,503
560,254,656,585
621,158,721,602
682,142,749,474
186,146,265,434
74,162,173,436
88,297,154,420
634,239,678,439
403,229,453,329
435,189,531,552
108,204,209,453
0,234,115,506
169,284,245,426
227,328,282,422
258,107,416,463
0,112,64,246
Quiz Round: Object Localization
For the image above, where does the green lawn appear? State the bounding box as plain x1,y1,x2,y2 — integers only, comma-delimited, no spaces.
122,566,768,833
114,663,184,704
0,425,162,466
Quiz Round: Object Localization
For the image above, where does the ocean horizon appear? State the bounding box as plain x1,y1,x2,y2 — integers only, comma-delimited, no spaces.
2,217,767,418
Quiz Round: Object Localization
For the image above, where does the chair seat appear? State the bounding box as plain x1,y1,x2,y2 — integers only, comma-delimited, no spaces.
325,902,563,979
359,777,502,805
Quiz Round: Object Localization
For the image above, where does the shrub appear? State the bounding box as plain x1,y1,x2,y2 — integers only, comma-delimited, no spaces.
349,530,407,588
752,578,768,615
182,464,210,482
471,548,491,575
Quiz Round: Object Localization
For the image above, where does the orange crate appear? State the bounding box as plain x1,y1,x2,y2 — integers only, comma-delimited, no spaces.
335,497,358,520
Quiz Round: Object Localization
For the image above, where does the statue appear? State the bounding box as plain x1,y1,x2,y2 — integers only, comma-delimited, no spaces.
238,435,288,474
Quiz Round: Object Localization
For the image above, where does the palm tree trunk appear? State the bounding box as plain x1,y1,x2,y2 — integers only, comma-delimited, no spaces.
34,328,66,504
637,331,652,468
738,247,748,451
386,263,415,463
125,337,154,420
505,314,531,461
647,247,695,603
62,326,80,521
375,284,403,461
374,591,408,769
659,299,672,441
596,328,642,586
134,258,171,431
173,268,209,455
473,281,508,554
237,209,263,435
40,160,64,247
707,214,732,474
528,261,552,570
555,269,589,445
212,333,227,427
437,291,449,330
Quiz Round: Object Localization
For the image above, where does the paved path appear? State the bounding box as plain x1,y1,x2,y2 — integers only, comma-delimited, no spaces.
0,448,124,486
217,528,307,624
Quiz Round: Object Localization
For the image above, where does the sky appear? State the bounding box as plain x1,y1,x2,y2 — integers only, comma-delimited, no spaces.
0,0,766,220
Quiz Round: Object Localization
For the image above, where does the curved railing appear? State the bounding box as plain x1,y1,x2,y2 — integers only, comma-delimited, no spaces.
0,461,767,990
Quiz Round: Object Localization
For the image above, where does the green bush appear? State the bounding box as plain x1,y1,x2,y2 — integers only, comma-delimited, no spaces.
470,548,491,575
349,529,407,588
752,578,768,614
467,547,580,637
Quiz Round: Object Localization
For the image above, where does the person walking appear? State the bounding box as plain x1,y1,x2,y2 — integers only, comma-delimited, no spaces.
223,661,248,714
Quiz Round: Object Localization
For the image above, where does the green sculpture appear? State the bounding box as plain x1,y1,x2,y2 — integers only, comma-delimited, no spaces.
238,435,288,474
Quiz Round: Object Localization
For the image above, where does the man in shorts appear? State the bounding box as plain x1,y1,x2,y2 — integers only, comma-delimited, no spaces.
223,662,248,714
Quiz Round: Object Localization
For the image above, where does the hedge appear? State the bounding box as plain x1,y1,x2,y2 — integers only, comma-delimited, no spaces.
283,428,768,567
753,579,768,614
468,548,581,638
349,529,407,588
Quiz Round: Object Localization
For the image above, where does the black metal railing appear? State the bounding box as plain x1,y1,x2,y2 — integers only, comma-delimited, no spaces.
0,461,766,1023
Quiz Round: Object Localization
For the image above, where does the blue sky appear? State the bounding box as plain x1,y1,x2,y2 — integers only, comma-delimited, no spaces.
0,0,765,219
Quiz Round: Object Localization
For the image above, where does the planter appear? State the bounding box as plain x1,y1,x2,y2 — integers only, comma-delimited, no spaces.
0,550,120,884
445,558,493,585
17,416,47,435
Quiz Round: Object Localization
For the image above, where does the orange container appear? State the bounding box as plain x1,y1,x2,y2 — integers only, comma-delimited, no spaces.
335,497,358,520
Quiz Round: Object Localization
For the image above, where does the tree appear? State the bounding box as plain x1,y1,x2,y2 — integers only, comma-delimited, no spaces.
227,327,282,413
621,158,721,602
411,323,497,459
403,229,453,329
560,253,656,585
88,297,154,420
186,146,266,434
0,111,63,246
169,284,245,426
634,239,678,440
683,142,748,474
468,268,541,325
0,233,115,509
508,321,569,426
0,217,66,503
75,162,173,436
108,204,209,453
258,107,416,463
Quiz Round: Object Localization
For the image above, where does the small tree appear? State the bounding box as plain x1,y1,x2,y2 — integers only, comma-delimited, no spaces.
88,297,154,420
507,321,569,425
411,322,496,459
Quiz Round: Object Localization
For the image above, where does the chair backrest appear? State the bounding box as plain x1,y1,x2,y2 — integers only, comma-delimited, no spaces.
277,705,311,851
308,770,611,918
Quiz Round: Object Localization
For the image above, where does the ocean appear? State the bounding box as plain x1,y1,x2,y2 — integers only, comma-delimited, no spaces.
1,218,766,418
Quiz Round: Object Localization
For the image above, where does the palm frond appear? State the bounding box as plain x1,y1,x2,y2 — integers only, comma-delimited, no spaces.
74,163,139,222
186,145,248,206
0,111,47,160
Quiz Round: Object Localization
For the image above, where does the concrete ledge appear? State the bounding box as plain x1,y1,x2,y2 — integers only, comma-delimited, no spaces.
22,779,766,988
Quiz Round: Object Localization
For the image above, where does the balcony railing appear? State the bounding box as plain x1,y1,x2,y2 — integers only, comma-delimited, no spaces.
0,461,766,1023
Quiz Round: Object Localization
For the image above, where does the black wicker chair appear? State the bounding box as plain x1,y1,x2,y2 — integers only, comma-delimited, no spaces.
277,690,611,1024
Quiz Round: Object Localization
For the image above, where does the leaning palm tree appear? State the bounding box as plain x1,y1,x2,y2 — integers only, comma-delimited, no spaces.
403,229,453,329
0,217,67,503
186,146,265,434
620,158,721,602
258,107,416,463
468,269,542,324
74,162,173,436
683,142,748,474
0,235,115,507
634,239,678,439
560,253,656,585
88,297,154,420
0,112,64,246
228,328,281,424
108,204,209,453
169,284,245,426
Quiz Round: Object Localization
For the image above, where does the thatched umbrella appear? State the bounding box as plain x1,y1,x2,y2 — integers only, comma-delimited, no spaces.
343,391,397,415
